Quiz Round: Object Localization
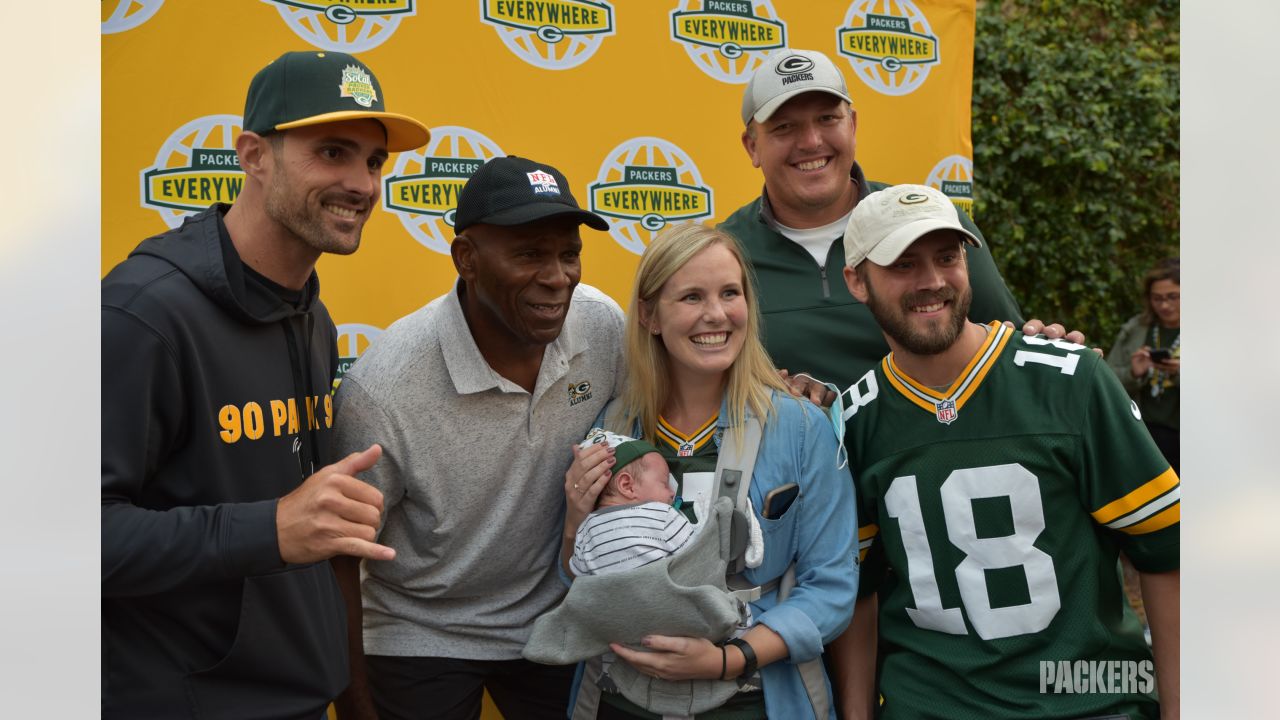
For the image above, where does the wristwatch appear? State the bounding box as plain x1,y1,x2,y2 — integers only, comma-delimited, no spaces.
725,638,758,681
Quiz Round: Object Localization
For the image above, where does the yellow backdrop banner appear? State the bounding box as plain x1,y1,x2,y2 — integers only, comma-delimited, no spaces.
103,0,978,376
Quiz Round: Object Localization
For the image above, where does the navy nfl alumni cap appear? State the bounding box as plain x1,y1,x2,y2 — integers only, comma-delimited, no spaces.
454,156,609,233
244,50,430,152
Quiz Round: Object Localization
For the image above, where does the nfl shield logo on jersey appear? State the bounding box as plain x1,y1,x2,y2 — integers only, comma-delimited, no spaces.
935,399,957,425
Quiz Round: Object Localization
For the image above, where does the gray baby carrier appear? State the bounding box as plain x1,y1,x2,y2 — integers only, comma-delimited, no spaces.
522,409,831,718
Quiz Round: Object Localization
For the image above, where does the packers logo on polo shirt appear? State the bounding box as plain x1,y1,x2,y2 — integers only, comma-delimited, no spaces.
480,0,616,70
139,114,244,229
837,0,941,96
101,0,165,34
265,0,416,53
925,154,974,218
669,0,787,84
588,137,714,255
568,380,593,406
381,126,505,255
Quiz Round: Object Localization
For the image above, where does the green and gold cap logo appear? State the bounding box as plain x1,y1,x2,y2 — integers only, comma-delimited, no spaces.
589,137,715,255
339,64,377,107
671,0,785,61
837,0,940,96
140,114,245,227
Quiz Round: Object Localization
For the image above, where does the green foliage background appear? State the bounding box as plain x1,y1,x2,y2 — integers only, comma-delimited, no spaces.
972,0,1179,345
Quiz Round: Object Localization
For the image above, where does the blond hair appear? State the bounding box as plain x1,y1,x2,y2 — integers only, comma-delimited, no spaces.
618,223,789,442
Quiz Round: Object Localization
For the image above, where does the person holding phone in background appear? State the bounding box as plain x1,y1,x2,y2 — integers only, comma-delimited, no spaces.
1108,258,1180,474
562,223,857,719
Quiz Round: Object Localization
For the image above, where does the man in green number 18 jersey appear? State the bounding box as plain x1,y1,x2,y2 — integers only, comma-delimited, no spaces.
827,185,1179,720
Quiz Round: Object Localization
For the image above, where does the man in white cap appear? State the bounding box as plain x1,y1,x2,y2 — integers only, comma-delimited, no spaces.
102,50,430,719
829,184,1180,720
720,48,1075,401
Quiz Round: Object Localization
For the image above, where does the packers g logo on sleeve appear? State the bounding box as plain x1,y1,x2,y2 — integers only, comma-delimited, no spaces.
139,115,244,229
668,0,787,84
264,0,416,52
480,0,616,70
102,0,165,34
334,323,384,390
382,126,505,255
836,0,940,96
925,154,974,218
588,137,714,255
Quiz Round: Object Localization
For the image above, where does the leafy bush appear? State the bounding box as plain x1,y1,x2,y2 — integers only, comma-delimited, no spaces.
972,0,1179,344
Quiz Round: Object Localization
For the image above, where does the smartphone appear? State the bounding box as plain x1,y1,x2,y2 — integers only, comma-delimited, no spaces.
1148,348,1172,362
763,483,800,519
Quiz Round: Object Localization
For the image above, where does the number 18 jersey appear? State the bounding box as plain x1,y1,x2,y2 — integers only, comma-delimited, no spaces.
842,323,1179,720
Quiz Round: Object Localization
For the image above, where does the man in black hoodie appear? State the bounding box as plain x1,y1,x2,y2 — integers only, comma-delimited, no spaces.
101,51,430,719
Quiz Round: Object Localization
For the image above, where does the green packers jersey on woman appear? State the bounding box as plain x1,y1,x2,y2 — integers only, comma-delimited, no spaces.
843,323,1179,720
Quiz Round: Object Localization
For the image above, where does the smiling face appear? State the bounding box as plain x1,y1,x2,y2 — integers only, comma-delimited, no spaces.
846,230,973,356
454,215,583,351
262,118,389,256
644,242,749,388
742,92,858,228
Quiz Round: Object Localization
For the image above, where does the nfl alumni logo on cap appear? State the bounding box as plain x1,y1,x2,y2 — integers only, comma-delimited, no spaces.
339,64,377,107
527,170,561,195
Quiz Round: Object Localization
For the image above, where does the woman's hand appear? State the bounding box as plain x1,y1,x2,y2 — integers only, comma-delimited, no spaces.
610,635,724,681
563,442,614,537
1153,357,1180,378
1130,346,1154,379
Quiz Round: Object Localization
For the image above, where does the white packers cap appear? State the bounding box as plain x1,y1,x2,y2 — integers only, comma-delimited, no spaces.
741,48,853,125
844,185,981,268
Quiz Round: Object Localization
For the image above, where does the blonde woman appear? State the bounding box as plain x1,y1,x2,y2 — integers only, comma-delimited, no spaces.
560,223,858,719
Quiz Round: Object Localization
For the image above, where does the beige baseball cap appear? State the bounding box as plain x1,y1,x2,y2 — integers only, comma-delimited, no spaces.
741,48,853,125
844,184,980,268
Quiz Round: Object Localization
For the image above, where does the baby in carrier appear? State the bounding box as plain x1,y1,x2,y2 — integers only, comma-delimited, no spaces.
525,429,763,717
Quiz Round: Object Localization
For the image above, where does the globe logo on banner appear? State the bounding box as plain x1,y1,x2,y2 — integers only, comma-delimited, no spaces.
925,154,974,218
382,126,505,255
263,0,416,52
836,0,940,96
139,115,244,229
102,0,165,34
480,0,616,70
334,323,383,389
588,138,714,255
669,0,787,84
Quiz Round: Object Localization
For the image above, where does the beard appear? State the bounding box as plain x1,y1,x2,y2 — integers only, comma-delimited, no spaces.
864,277,972,356
264,159,363,256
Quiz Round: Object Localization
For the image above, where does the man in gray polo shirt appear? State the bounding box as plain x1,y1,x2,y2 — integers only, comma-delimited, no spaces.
331,156,624,720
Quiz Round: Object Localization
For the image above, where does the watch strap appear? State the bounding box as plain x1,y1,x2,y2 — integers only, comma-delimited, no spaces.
725,637,758,681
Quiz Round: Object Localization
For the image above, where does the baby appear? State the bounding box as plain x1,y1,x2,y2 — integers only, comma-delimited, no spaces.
569,429,696,577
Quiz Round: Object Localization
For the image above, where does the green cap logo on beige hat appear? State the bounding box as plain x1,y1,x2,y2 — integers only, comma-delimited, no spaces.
843,184,981,269
244,50,430,152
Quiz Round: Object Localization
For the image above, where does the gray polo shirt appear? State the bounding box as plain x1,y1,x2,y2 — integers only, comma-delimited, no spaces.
333,282,625,659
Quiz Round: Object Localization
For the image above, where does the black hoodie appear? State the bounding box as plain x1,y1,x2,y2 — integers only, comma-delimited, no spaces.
102,205,348,719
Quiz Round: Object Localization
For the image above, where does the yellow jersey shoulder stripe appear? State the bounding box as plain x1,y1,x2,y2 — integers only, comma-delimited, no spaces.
1092,468,1180,535
1121,503,1179,535
1092,468,1179,524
